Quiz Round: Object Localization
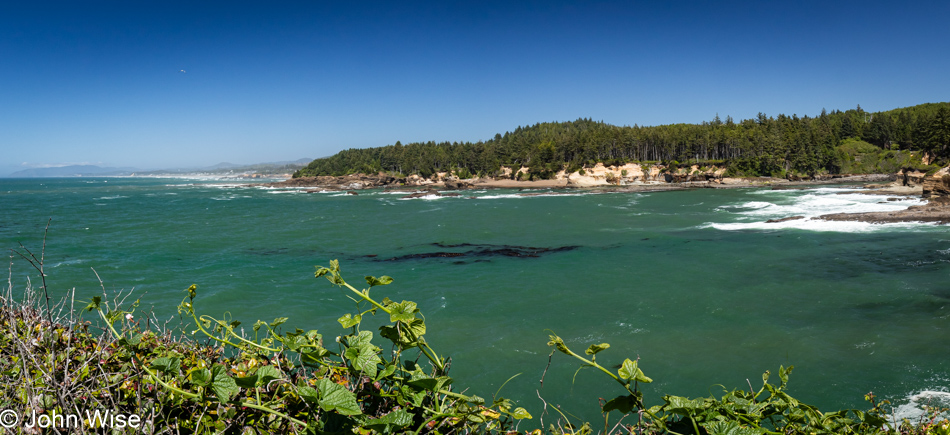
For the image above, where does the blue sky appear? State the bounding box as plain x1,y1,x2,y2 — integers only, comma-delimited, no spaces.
2,1,948,174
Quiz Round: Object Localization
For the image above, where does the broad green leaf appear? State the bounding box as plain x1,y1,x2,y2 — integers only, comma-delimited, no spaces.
298,385,319,404
316,378,361,415
380,325,418,348
407,318,426,335
255,365,283,386
585,343,610,355
119,333,142,346
211,365,240,402
305,329,322,343
365,275,394,287
150,357,181,374
189,368,212,387
269,317,288,328
364,408,413,432
511,407,533,420
376,364,397,381
602,395,637,414
408,375,451,392
345,345,382,378
663,395,704,415
618,358,652,383
338,313,361,328
234,375,257,389
702,421,766,435
284,334,307,351
398,385,426,407
618,358,637,379
389,301,418,323
350,330,374,348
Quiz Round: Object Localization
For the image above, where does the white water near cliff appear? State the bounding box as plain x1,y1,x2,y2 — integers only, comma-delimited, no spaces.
704,187,931,232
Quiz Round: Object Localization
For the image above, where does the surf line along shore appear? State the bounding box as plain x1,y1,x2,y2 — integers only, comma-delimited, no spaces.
261,172,894,193
259,169,950,224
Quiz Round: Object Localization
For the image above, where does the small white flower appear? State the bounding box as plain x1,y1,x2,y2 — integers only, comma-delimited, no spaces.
125,313,134,321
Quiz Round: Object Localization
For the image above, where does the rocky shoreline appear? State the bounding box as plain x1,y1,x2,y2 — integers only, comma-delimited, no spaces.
261,168,950,225
262,172,896,192
812,166,950,225
818,197,950,224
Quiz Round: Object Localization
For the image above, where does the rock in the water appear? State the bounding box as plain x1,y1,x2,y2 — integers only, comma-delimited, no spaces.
765,216,805,223
265,174,406,190
402,189,440,199
443,180,474,190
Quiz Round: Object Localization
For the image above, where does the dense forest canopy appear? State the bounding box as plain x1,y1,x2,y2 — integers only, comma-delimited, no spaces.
294,102,950,179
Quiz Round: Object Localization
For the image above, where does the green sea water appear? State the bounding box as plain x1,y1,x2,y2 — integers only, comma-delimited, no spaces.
2,177,949,423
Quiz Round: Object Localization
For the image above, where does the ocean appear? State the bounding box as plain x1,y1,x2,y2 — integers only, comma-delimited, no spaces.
2,177,948,424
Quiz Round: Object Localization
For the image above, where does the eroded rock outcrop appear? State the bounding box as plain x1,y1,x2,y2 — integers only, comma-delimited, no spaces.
899,169,929,187
442,180,474,190
922,167,950,198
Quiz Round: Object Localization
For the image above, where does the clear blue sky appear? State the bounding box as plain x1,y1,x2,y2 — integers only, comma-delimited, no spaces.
2,1,948,174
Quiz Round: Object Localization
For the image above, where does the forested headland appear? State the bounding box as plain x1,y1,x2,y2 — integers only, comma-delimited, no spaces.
294,102,950,181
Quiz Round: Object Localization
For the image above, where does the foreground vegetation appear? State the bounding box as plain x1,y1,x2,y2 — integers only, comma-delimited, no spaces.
3,250,949,433
295,102,950,180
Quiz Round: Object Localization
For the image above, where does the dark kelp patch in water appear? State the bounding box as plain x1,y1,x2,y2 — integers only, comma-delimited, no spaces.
380,243,579,262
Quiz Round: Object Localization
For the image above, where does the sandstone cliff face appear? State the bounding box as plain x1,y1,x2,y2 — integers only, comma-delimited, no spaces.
899,169,929,187
555,163,727,187
922,167,950,198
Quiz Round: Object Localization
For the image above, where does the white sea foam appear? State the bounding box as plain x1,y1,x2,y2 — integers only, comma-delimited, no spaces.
204,183,252,189
50,259,84,268
889,390,950,426
707,188,931,232
95,195,128,200
477,192,594,199
477,194,523,199
255,185,310,191
398,194,453,200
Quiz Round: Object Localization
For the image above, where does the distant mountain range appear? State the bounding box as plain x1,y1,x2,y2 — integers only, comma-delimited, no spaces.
6,158,312,178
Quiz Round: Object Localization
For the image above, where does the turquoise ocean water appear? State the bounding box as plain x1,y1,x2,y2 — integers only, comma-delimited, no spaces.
1,177,948,423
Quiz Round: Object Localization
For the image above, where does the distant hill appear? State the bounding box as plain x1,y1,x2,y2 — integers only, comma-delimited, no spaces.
198,158,312,171
6,158,313,178
9,165,137,178
135,158,314,176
